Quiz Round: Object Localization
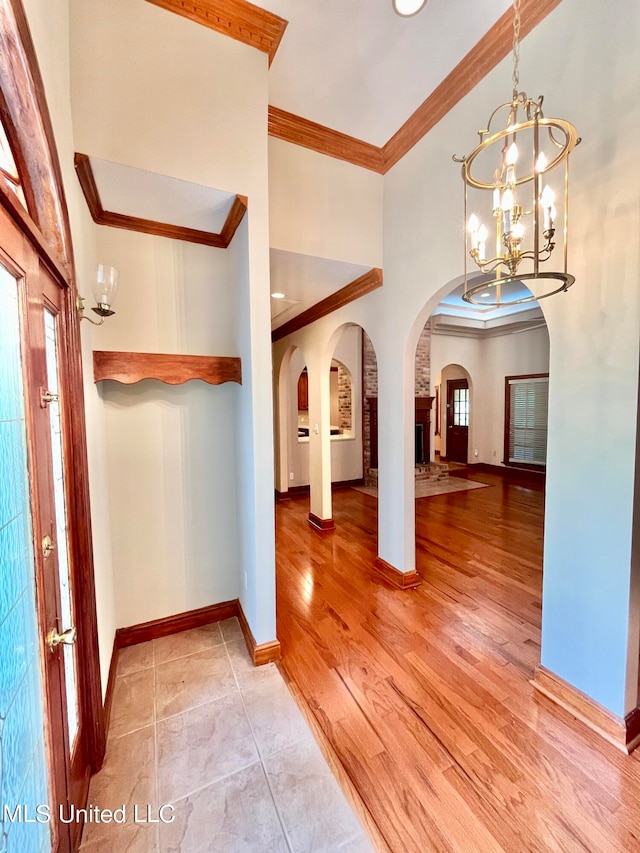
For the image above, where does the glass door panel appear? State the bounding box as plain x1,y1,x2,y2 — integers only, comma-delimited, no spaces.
43,306,79,755
0,263,50,852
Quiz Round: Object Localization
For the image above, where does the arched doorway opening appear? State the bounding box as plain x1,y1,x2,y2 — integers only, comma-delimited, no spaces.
409,273,550,666
438,363,473,465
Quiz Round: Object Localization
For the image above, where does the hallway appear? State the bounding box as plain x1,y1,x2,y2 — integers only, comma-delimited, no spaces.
276,474,640,852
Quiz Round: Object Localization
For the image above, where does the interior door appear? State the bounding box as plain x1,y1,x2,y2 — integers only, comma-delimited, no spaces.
1,207,90,851
446,378,469,463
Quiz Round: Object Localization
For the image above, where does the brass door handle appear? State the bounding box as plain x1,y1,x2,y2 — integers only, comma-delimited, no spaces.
42,535,56,559
47,626,77,652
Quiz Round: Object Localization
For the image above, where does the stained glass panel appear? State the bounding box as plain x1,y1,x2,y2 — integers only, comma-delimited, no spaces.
0,263,50,852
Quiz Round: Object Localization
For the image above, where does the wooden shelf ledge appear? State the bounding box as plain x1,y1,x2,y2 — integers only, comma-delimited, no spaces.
93,351,242,386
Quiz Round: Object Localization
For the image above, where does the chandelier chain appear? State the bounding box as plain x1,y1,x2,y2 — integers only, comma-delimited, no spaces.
512,0,521,101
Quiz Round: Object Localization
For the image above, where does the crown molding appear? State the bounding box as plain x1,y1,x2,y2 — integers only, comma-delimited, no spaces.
271,267,383,342
381,0,564,171
267,0,564,173
430,307,545,339
268,107,384,173
145,0,288,66
74,153,247,248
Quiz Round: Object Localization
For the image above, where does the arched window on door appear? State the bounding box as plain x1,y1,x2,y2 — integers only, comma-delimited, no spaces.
0,118,27,208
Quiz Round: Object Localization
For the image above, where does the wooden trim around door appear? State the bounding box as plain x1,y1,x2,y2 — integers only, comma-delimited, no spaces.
75,153,248,248
272,268,383,343
145,0,288,66
1,0,107,778
0,0,74,269
533,665,640,754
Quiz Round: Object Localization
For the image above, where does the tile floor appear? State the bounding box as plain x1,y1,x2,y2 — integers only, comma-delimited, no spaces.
80,618,374,852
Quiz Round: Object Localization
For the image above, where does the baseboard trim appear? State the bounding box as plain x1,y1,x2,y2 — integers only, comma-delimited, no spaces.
280,478,366,501
103,639,120,739
237,601,282,666
308,513,335,532
374,557,420,590
474,461,546,485
532,665,640,754
113,598,281,682
115,599,239,647
333,477,365,489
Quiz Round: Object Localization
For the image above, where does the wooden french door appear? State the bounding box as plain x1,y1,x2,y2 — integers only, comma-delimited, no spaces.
1,207,91,851
446,378,469,464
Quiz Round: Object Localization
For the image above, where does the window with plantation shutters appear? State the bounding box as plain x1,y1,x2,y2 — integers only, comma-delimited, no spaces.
505,375,549,467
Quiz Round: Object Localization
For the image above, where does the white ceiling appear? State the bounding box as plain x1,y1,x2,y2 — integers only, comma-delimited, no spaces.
263,0,512,145
90,158,236,233
270,249,371,329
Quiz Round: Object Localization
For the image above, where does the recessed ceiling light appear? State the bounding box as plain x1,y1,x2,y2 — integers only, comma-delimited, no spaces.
271,292,286,299
480,292,491,298
392,0,427,17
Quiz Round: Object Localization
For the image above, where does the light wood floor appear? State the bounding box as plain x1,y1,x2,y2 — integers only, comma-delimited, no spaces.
275,472,640,853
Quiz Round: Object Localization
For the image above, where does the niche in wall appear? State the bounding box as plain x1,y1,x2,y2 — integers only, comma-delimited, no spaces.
296,361,354,439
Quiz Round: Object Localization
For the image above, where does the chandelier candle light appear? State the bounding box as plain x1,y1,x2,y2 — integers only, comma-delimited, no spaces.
454,0,580,306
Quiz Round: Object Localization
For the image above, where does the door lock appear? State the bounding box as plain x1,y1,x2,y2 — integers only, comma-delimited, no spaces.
42,535,56,558
40,388,59,408
47,626,77,652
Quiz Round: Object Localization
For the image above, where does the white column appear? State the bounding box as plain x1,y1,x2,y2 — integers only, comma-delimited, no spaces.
376,344,416,576
307,356,333,526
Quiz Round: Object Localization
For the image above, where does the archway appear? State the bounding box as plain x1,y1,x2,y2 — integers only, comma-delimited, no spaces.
438,363,473,464
274,344,308,497
409,273,550,665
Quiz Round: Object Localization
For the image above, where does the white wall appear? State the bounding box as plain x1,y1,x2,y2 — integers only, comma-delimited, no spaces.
480,327,550,464
70,0,276,643
272,0,640,717
22,0,117,696
431,325,550,463
269,138,383,267
93,229,240,626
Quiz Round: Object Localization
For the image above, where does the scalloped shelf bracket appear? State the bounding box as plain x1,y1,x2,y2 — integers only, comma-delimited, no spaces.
93,351,242,385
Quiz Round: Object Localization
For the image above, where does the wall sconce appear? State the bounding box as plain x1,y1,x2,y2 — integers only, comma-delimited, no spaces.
77,264,120,325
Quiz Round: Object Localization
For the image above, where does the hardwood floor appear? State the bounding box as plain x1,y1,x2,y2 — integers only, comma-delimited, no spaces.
275,472,640,853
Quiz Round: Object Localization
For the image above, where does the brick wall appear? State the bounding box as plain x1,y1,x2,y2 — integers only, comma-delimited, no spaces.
336,361,352,431
415,323,431,397
363,331,377,472
362,323,431,474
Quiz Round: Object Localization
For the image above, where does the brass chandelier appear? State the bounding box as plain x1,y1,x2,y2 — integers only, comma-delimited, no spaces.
454,0,580,306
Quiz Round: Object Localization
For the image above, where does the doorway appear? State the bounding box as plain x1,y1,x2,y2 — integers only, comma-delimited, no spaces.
446,378,469,463
1,207,91,852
